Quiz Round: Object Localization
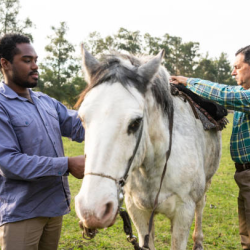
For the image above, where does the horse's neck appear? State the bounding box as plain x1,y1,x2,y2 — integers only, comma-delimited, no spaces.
143,91,194,170
142,93,171,170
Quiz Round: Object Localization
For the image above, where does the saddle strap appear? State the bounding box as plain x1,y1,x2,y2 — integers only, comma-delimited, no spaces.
171,84,199,119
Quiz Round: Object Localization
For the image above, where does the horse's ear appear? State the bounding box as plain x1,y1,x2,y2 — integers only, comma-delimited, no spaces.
138,50,165,83
81,43,100,85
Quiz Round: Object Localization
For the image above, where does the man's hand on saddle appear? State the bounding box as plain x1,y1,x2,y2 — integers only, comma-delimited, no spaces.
68,155,85,179
170,76,188,86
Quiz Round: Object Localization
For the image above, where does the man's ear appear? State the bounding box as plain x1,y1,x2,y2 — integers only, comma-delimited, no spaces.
0,58,11,71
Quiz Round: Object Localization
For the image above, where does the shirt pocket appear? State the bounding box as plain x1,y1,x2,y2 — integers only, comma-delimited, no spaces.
11,116,34,127
10,115,43,151
46,109,61,134
46,109,59,121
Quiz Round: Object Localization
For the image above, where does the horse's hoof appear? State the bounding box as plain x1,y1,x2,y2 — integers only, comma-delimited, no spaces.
193,242,203,250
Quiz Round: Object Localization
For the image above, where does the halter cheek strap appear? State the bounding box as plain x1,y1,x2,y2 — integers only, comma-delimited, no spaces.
119,121,144,187
84,120,144,188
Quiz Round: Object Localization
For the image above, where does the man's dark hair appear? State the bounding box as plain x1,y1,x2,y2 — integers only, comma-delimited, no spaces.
236,45,250,65
0,33,30,70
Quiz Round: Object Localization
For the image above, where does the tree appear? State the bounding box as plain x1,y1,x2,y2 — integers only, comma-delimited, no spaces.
114,28,142,54
0,0,34,40
195,53,235,85
37,22,87,108
144,33,164,55
215,52,235,85
195,54,218,81
144,33,173,72
84,31,115,56
144,33,200,76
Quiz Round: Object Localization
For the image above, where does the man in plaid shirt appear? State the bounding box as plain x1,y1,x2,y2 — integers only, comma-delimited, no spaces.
171,45,250,250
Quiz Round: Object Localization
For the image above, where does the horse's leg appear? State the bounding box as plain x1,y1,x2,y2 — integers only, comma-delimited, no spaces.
192,194,205,250
192,180,211,250
171,200,196,250
125,196,156,250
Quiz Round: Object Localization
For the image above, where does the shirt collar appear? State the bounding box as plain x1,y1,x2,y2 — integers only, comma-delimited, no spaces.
0,82,42,100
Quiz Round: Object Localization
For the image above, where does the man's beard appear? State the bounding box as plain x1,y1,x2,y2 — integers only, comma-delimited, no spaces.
12,69,38,88
13,78,38,88
17,80,37,88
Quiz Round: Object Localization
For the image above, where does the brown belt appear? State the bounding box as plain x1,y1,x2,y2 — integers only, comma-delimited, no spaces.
235,162,250,172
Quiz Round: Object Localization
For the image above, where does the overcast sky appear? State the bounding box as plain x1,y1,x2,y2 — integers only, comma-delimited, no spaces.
19,0,250,66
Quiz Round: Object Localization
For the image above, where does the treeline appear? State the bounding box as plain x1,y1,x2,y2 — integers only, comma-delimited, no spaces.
0,0,235,109
84,28,234,85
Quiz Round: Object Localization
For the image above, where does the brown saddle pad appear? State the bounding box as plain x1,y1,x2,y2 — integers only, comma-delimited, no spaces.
171,84,228,131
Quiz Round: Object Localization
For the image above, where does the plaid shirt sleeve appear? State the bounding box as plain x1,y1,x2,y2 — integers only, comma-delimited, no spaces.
186,78,250,113
186,78,250,164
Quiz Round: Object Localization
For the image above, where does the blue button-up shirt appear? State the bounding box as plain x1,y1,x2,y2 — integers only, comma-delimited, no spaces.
0,82,84,226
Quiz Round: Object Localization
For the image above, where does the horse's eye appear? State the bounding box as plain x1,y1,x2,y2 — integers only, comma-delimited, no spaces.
128,118,142,134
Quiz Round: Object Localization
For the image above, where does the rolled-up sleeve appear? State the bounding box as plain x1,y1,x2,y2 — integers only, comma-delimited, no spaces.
186,78,250,113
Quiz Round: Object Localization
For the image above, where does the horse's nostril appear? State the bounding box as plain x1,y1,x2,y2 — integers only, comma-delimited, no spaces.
102,202,113,219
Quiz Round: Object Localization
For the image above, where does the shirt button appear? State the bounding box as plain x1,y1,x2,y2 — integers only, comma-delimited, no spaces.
58,171,62,175
25,121,29,125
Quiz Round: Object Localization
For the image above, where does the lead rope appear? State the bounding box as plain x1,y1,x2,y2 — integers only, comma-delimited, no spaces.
120,106,174,250
119,209,142,250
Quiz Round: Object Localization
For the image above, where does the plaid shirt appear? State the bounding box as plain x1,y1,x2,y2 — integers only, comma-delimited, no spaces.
187,78,250,164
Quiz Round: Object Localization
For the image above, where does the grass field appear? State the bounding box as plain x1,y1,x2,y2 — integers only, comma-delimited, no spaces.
59,113,242,250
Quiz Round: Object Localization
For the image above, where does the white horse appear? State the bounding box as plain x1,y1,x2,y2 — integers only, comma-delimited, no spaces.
75,47,221,250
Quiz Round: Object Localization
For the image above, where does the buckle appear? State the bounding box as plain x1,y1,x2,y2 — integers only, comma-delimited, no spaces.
118,178,126,187
127,234,137,243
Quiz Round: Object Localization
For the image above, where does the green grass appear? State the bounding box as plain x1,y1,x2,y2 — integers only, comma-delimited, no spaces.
59,113,241,249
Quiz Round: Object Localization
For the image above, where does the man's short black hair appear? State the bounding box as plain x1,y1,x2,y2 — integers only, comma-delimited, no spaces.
236,45,250,65
0,33,30,70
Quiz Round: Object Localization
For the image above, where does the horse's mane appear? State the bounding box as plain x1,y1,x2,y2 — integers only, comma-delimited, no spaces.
75,52,173,116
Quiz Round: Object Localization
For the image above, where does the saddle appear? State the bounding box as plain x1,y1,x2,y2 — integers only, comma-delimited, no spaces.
171,84,228,131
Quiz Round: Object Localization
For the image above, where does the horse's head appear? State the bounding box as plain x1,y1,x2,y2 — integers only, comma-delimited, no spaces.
75,47,166,230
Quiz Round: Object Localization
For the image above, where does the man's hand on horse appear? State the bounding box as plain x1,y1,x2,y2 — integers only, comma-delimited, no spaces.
170,76,188,86
68,155,85,179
